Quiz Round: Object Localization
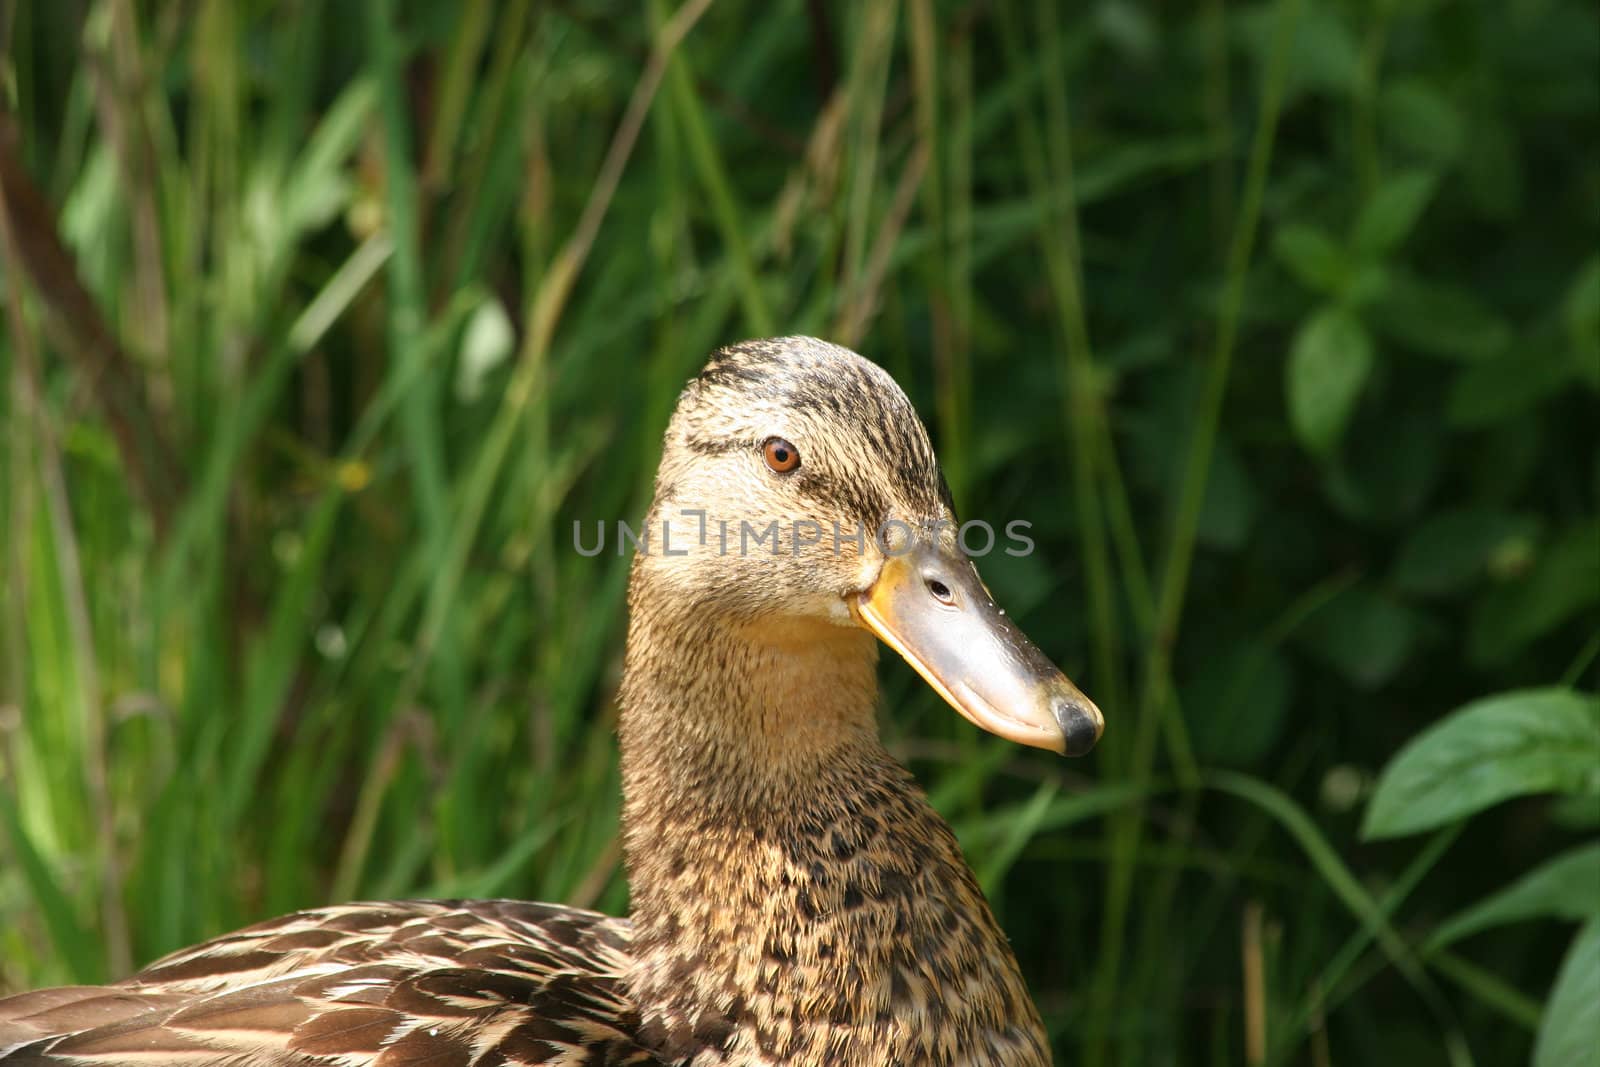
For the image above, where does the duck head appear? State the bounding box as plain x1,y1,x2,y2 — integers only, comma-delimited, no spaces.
634,336,1102,756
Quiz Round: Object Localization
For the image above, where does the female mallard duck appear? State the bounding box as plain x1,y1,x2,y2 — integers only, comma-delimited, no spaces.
0,337,1103,1066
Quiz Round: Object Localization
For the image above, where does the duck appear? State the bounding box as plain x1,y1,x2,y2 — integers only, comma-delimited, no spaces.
0,336,1104,1067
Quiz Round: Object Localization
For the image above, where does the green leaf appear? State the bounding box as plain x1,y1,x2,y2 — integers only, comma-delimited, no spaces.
1353,171,1438,256
1325,409,1445,522
1344,261,1393,308
1369,272,1511,361
1462,118,1523,220
1381,79,1464,165
1239,5,1361,100
1362,688,1600,840
1448,342,1578,427
1391,509,1543,596
1552,792,1600,832
1469,518,1600,666
1429,844,1600,951
1565,256,1600,389
1274,223,1348,293
1184,641,1292,766
1288,307,1374,455
1534,920,1600,1067
1298,584,1419,689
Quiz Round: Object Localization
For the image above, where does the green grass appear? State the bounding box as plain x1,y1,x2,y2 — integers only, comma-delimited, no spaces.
2,2,1597,1064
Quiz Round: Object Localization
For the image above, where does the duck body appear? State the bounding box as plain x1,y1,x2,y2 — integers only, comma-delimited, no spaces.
1,338,1100,1066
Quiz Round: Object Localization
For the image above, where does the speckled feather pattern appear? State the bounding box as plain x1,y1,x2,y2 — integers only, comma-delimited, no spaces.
0,339,1058,1067
0,901,655,1065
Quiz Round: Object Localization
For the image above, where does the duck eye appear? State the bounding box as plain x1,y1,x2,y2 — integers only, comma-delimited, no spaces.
762,437,801,473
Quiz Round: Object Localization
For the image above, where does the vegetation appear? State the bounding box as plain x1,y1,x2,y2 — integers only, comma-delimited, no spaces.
1,1,1596,1063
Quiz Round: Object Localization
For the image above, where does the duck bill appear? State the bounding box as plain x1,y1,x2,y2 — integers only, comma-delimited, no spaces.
852,543,1104,756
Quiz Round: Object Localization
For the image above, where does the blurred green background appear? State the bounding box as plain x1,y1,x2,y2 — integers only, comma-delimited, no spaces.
1,1,1596,1064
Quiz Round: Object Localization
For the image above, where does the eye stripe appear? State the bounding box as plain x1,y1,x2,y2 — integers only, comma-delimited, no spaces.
683,435,745,456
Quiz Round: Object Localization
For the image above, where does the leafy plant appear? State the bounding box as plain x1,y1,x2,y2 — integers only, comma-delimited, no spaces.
1364,688,1600,1064
0,1,1595,1064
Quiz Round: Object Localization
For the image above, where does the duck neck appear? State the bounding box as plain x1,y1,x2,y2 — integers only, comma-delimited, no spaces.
616,598,1049,1066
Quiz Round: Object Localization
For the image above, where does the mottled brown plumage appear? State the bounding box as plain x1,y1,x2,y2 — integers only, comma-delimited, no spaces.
1,337,1097,1066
